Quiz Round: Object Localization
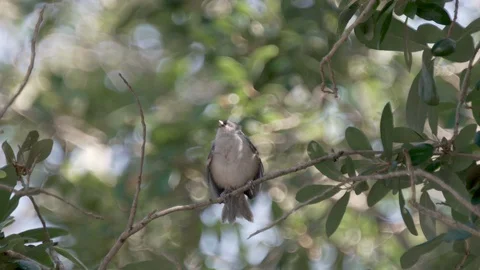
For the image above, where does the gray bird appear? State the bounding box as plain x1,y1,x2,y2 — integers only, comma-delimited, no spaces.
207,120,263,223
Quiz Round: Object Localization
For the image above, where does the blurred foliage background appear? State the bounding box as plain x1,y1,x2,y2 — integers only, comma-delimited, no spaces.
1,0,480,269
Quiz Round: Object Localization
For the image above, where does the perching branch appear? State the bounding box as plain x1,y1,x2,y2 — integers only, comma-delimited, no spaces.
455,239,470,270
0,184,103,219
452,40,480,142
98,74,147,270
319,0,376,97
446,0,459,39
0,5,45,120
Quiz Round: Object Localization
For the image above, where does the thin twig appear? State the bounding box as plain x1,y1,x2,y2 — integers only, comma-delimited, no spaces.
452,41,480,142
248,183,344,239
3,250,50,270
455,239,470,270
0,5,45,120
413,203,480,238
446,0,459,38
0,184,103,219
319,0,376,97
118,73,147,229
98,74,147,270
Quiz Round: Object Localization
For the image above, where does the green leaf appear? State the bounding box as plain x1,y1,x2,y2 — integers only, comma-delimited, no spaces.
380,103,394,160
345,127,373,157
392,127,426,143
307,141,343,180
367,180,390,207
419,191,436,240
472,98,480,126
19,227,69,242
24,243,54,267
344,157,356,177
2,195,20,222
431,38,456,56
354,181,369,195
0,170,5,178
454,124,477,151
337,3,359,36
326,192,350,237
295,185,340,204
17,130,39,162
14,260,42,270
403,18,412,72
0,165,17,223
414,24,444,44
54,246,89,270
399,189,418,235
376,1,394,48
2,141,16,165
428,106,438,136
443,23,475,63
400,233,446,269
437,169,471,216
415,3,451,25
418,55,439,106
25,139,53,169
443,229,471,242
408,143,434,166
216,56,247,83
475,131,480,147
406,72,428,132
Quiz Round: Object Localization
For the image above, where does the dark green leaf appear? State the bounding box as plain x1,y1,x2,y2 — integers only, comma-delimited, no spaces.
380,103,394,160
416,3,451,25
414,24,444,44
2,141,15,165
428,106,438,136
464,17,480,37
345,127,373,157
431,38,456,56
307,141,343,180
25,139,53,169
403,18,412,72
399,189,418,235
403,2,417,19
24,243,54,267
406,72,428,132
2,195,20,222
443,23,475,63
0,165,17,223
295,185,340,204
17,130,39,162
454,124,477,151
344,157,356,177
419,191,436,240
392,127,426,143
19,227,69,241
376,1,394,48
400,233,446,269
54,246,89,270
326,192,350,237
436,169,471,216
337,3,359,36
418,56,439,106
408,143,434,166
354,181,369,195
472,98,480,126
367,180,390,207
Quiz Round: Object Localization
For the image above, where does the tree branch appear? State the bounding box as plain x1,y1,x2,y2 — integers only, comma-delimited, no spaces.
455,239,470,270
319,0,376,97
0,5,45,120
98,74,147,270
0,184,103,219
446,0,459,38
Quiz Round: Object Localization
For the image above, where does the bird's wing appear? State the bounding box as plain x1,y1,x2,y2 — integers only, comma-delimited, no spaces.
244,133,263,199
206,142,223,198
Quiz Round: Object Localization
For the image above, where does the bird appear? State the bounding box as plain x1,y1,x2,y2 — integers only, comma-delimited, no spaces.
206,120,263,223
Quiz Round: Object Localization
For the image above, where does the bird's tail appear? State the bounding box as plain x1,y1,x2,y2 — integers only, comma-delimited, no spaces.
222,194,253,223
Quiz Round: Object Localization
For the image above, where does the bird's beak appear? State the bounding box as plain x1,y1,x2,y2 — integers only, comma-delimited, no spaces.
218,120,225,127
